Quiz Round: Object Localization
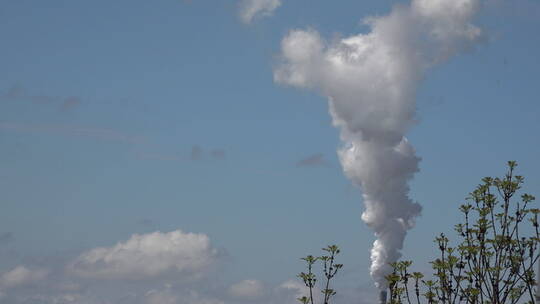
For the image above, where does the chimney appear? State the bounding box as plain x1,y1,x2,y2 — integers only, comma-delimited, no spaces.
379,290,387,304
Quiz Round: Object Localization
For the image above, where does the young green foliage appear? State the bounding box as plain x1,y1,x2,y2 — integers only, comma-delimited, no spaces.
298,245,343,304
387,161,539,304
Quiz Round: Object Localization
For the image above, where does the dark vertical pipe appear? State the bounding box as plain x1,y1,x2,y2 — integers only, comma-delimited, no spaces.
536,261,540,302
379,290,387,304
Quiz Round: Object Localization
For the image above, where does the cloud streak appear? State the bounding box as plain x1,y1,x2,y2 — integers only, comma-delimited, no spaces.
191,145,204,161
239,0,281,24
296,153,329,168
0,232,14,245
0,85,81,110
0,122,145,145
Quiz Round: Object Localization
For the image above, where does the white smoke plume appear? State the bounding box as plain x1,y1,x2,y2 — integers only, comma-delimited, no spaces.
274,0,482,288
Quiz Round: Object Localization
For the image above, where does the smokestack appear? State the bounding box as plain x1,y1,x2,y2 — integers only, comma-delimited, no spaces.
379,290,387,304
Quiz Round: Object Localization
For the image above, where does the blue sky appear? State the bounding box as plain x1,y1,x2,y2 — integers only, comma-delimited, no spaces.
0,0,539,303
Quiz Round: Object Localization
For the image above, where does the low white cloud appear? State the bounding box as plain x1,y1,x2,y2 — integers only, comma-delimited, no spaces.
228,279,265,299
277,280,311,299
0,235,362,304
145,288,179,304
9,293,101,304
239,0,281,24
145,288,224,304
0,265,48,289
69,230,220,280
189,296,225,304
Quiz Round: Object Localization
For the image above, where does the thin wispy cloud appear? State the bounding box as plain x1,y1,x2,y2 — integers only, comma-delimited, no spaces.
136,146,227,163
190,146,227,161
190,145,203,161
0,122,145,145
136,218,157,228
135,151,182,161
0,233,14,245
60,97,81,111
210,149,226,160
0,233,18,262
0,85,54,104
296,153,329,168
0,85,81,111
2,85,24,100
239,0,281,24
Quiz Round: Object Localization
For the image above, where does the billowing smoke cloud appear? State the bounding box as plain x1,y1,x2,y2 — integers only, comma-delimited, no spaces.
275,0,482,288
